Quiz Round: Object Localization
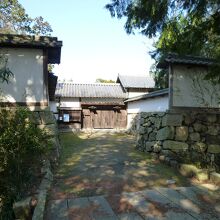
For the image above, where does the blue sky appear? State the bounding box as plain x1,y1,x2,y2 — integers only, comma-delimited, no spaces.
20,0,155,83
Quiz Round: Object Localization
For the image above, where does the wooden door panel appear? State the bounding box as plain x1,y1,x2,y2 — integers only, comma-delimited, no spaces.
93,110,115,129
93,111,100,128
114,110,127,128
83,108,127,129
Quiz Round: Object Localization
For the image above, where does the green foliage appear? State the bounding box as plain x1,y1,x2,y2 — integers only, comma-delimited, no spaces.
106,0,220,87
150,64,169,89
0,0,52,35
0,55,13,83
95,78,116,83
0,108,49,219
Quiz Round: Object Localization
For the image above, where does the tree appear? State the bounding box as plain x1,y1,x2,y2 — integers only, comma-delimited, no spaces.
96,78,116,83
0,0,52,35
106,0,220,88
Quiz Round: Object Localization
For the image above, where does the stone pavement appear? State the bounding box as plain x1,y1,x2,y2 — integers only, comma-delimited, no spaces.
49,133,190,200
45,186,220,220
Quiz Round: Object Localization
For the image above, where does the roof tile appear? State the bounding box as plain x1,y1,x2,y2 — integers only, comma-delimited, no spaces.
117,74,154,88
55,83,126,98
157,53,216,68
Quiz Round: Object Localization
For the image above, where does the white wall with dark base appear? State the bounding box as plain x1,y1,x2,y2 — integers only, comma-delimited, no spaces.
127,96,169,129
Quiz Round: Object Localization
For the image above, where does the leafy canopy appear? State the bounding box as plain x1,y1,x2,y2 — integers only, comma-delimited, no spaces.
0,0,52,35
96,78,116,83
106,0,220,88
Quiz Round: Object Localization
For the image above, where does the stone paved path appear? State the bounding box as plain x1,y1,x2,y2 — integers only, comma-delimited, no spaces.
44,132,220,219
48,132,190,199
45,186,220,219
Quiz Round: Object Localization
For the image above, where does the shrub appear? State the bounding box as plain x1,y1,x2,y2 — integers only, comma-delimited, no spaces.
0,108,49,219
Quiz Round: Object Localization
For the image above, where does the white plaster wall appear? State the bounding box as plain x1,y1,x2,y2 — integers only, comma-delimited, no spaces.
127,96,168,129
127,113,139,130
0,48,46,103
49,101,58,112
173,65,220,108
127,96,169,114
127,91,148,98
60,97,80,108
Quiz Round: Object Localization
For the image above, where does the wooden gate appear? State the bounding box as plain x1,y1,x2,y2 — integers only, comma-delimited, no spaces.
93,110,114,128
82,107,127,129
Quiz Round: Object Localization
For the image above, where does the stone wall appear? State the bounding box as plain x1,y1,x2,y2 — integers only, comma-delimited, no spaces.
136,110,220,171
127,113,140,134
30,110,61,166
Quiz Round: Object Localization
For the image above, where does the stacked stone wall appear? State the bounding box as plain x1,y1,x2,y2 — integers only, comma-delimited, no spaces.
30,110,61,166
136,111,220,171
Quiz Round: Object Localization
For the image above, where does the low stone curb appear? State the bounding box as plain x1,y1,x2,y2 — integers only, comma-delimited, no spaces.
32,191,47,220
13,160,53,220
32,160,53,220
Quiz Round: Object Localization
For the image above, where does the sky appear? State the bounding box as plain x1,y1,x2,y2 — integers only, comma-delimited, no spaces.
19,0,155,83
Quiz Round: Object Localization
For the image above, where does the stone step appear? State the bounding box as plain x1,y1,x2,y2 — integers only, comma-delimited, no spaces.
45,187,220,220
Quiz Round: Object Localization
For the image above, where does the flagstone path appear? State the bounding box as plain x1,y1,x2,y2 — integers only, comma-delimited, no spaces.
44,132,220,219
45,186,220,220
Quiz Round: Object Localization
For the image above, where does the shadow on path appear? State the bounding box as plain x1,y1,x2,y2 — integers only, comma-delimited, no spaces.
49,132,189,199
44,132,220,219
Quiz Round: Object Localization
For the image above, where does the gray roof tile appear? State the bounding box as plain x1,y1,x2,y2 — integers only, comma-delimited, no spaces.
157,53,216,68
0,34,62,64
55,83,126,98
0,34,62,48
117,74,155,88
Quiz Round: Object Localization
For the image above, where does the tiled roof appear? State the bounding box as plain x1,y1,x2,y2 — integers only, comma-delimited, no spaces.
157,53,216,68
0,34,62,64
125,88,169,102
117,74,155,89
0,34,62,47
81,101,125,105
55,83,126,98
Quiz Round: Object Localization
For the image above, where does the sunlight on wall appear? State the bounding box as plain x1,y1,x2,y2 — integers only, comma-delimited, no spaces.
0,48,46,104
173,65,220,108
127,96,169,114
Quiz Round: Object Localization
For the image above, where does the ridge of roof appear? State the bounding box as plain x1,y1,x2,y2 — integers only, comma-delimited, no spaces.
118,74,149,78
57,82,120,86
157,53,216,68
0,34,63,64
0,34,62,47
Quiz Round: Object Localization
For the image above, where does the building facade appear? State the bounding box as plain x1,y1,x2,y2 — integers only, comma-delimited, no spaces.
55,83,127,129
0,34,62,109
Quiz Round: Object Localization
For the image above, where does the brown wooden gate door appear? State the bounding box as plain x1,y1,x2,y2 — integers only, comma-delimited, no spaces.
82,109,127,129
93,110,114,129
114,109,127,128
